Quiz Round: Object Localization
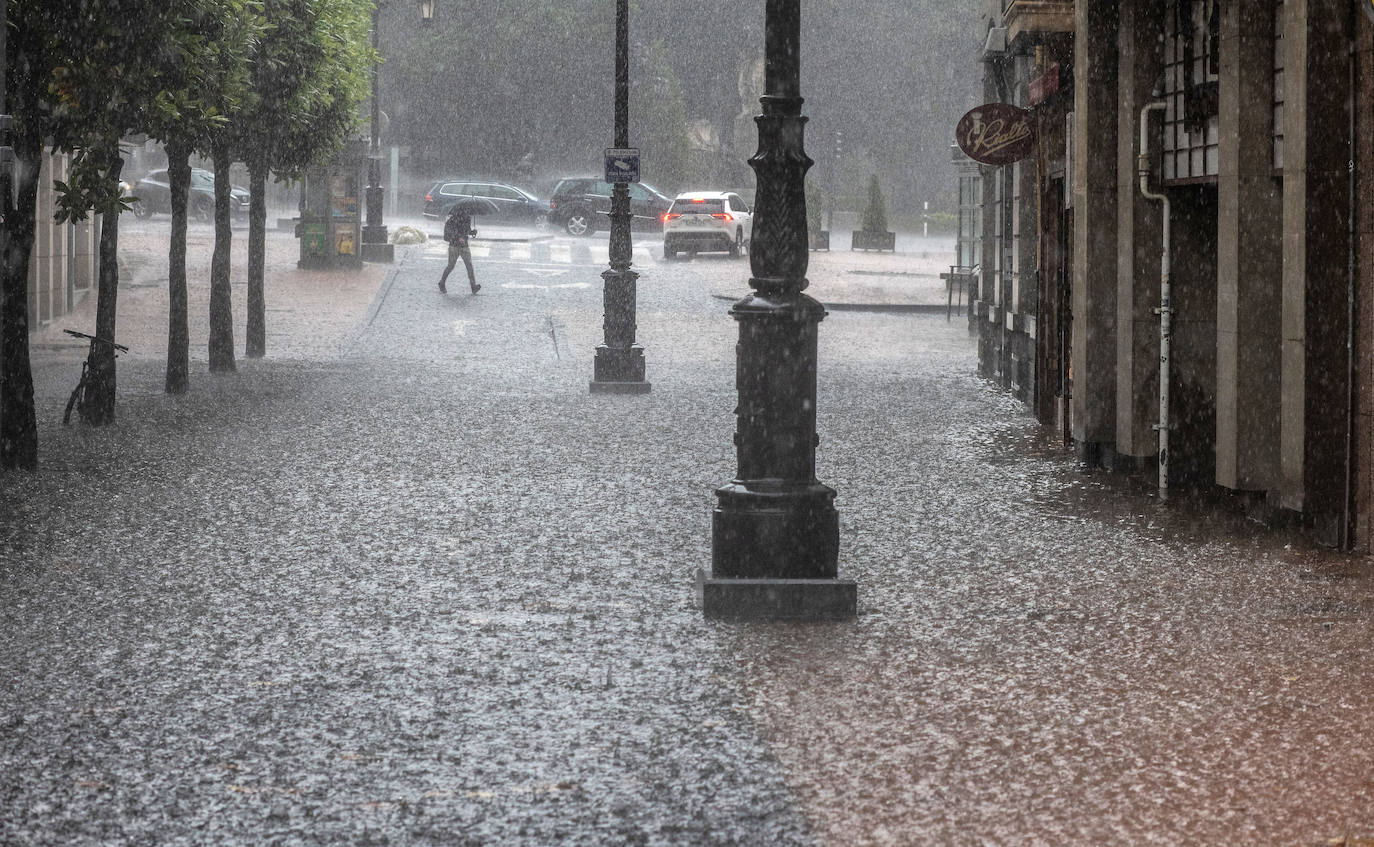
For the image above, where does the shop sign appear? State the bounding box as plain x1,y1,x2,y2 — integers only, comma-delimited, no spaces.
956,104,1036,166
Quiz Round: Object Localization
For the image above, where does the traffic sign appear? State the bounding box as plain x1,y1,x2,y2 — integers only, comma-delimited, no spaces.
604,148,640,183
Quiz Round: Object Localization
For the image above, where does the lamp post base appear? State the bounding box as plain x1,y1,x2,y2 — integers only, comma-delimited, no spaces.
360,239,394,264
590,343,649,393
702,578,857,621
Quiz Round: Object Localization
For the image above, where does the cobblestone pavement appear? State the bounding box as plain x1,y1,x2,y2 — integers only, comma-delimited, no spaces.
4,220,1374,845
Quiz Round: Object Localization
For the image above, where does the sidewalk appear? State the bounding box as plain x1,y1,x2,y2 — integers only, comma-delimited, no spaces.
31,221,390,367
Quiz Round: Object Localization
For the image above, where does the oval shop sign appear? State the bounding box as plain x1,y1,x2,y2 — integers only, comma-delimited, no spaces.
956,103,1036,166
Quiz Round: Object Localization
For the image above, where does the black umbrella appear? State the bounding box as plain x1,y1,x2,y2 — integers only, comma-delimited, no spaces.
449,197,501,216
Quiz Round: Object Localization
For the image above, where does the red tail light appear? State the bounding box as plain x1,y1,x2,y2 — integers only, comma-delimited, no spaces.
425,193,433,202
664,213,680,222
711,213,733,222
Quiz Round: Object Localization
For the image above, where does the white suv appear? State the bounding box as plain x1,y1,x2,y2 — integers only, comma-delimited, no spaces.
662,191,753,259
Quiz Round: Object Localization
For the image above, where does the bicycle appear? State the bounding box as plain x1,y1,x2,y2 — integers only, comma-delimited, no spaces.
62,329,128,425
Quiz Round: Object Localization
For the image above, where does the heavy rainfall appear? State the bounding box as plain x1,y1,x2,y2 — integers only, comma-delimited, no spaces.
3,0,1374,844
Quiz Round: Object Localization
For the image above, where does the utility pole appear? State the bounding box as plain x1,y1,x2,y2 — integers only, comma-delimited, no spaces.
589,0,650,394
702,0,856,620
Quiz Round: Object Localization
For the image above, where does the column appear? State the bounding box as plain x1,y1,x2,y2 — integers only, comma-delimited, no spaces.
1279,0,1350,542
1071,0,1120,456
1216,0,1283,492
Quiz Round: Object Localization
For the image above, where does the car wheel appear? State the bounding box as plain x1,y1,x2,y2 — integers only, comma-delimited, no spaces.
130,199,152,219
565,210,593,237
663,244,677,260
728,229,743,258
192,198,214,224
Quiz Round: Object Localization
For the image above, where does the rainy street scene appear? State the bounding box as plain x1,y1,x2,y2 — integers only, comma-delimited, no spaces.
5,0,1374,845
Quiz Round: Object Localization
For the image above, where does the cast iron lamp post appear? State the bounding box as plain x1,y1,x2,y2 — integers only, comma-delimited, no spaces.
589,0,650,394
702,0,855,620
361,1,433,262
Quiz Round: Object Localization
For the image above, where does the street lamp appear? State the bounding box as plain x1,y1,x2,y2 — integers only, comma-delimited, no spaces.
589,0,650,394
361,0,434,262
702,0,855,620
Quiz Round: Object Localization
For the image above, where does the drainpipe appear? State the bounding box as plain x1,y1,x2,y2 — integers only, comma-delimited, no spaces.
1138,98,1171,501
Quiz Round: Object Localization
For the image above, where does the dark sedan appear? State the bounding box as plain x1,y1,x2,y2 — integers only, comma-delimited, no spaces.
422,180,549,224
129,168,250,222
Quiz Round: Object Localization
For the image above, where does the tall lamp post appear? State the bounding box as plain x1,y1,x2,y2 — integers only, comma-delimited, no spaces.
702,0,856,620
361,1,435,263
589,0,650,394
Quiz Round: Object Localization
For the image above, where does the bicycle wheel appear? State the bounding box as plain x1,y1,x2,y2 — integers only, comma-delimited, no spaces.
63,364,87,425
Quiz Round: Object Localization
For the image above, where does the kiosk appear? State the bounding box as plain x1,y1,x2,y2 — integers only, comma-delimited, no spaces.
297,141,366,269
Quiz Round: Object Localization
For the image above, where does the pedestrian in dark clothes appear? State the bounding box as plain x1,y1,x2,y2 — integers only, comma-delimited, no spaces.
439,205,480,294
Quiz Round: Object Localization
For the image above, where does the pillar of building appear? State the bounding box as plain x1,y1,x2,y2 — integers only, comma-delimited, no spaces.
1216,0,1284,494
1355,7,1374,547
1114,0,1163,464
977,59,1006,382
1010,138,1038,405
1279,0,1351,543
1071,0,1119,457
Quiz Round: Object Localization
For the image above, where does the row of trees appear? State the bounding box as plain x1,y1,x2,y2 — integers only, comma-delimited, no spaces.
1,0,375,471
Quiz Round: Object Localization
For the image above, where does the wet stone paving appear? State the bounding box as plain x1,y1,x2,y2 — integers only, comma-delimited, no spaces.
4,228,1374,845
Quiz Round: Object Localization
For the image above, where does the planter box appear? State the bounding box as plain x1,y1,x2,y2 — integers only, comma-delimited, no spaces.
808,230,830,251
850,230,896,252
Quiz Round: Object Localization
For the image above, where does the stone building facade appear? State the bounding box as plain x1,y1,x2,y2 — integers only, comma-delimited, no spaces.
27,150,100,328
972,0,1374,548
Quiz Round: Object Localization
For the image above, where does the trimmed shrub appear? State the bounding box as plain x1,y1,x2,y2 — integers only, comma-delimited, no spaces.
860,174,888,233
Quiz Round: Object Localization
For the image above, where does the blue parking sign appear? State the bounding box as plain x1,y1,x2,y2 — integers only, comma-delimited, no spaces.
604,148,640,183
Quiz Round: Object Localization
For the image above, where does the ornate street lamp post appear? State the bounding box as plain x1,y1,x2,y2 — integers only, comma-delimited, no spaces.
361,2,436,263
589,0,650,394
702,0,855,620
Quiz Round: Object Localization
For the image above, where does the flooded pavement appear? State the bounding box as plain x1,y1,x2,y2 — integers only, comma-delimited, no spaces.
3,227,1373,844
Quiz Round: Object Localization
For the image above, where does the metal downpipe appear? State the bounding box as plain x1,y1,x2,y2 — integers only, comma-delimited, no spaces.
1138,100,1171,501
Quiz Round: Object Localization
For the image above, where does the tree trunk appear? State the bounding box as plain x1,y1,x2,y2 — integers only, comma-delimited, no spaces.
245,160,267,358
0,138,41,469
208,144,236,373
165,142,191,394
78,145,123,427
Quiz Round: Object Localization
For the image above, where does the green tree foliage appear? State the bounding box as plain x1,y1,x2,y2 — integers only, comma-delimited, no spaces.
631,39,689,194
379,0,977,209
198,4,266,375
135,0,258,394
380,0,612,181
238,0,373,358
4,0,210,441
861,174,888,234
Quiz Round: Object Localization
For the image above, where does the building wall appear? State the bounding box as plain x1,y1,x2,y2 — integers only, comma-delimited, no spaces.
1353,6,1374,549
27,151,99,331
974,0,1369,547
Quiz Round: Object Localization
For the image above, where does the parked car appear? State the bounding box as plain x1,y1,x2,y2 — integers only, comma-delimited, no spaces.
662,191,753,258
422,180,549,223
546,178,672,237
129,168,250,222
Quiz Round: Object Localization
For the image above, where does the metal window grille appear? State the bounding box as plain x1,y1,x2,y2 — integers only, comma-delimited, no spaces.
1163,0,1220,183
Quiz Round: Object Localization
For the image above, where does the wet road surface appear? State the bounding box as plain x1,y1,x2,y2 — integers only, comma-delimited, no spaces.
3,225,1374,845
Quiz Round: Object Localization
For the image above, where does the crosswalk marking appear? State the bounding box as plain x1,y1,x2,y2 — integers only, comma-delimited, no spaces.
420,239,656,266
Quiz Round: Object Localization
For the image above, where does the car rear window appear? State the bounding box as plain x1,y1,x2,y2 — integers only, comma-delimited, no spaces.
555,179,592,195
671,199,724,213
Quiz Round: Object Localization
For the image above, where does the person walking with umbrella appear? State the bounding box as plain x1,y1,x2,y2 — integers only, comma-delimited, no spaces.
439,200,483,294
